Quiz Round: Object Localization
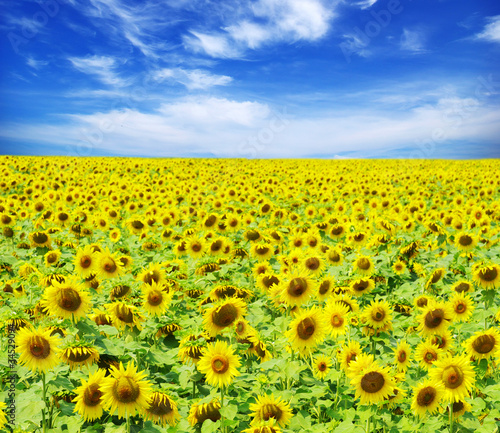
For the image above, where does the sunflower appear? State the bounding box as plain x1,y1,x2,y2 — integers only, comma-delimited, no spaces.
317,277,335,301
243,420,283,433
185,236,205,259
325,248,344,266
251,242,274,261
125,218,146,235
464,328,500,361
301,254,324,276
416,341,443,371
353,255,375,276
361,299,392,330
414,294,431,309
203,298,247,337
278,271,316,308
247,333,273,363
347,353,375,379
425,268,446,291
451,280,474,294
473,264,500,290
16,326,61,373
411,380,444,417
447,399,471,418
392,260,407,275
417,301,452,336
100,362,153,419
428,330,454,352
257,272,281,293
448,292,475,322
430,354,476,402
60,341,100,370
313,354,332,380
393,340,412,372
234,318,253,339
44,250,61,267
142,281,172,316
323,301,349,337
197,340,241,388
109,228,121,243
73,369,107,421
349,277,375,297
29,231,51,248
178,334,209,365
188,400,221,427
95,248,124,279
107,302,144,331
331,293,359,313
286,308,326,355
137,263,166,286
249,394,293,428
42,276,91,321
454,232,478,251
350,360,395,405
143,392,180,427
0,402,6,430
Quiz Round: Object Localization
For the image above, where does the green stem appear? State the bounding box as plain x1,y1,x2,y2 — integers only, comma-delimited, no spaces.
365,415,371,433
371,338,376,356
126,414,131,433
192,378,196,399
42,372,47,433
449,403,454,433
220,386,225,433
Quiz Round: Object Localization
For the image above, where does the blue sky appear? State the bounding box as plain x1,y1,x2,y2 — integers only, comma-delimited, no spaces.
1,0,499,159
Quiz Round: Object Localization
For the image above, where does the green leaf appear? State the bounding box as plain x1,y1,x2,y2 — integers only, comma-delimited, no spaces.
219,403,238,420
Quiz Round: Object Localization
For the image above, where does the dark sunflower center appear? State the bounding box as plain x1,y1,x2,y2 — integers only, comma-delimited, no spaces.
458,235,473,246
197,403,221,424
143,271,160,284
353,234,365,242
479,267,498,282
454,283,470,293
80,256,92,269
211,240,223,252
67,348,92,362
263,276,279,289
148,290,163,306
191,242,202,252
212,304,238,327
360,371,385,393
472,335,495,354
211,356,229,374
262,404,282,422
103,258,117,274
442,365,464,389
372,308,385,322
331,226,343,236
357,258,371,270
187,346,204,360
452,401,464,413
148,394,173,416
417,386,436,406
319,281,330,295
2,215,12,224
424,351,436,362
58,213,69,221
331,314,344,327
432,335,445,349
430,271,443,284
131,220,144,229
256,246,270,255
116,304,134,323
33,232,48,244
416,297,428,307
318,362,327,371
29,336,51,359
424,309,444,329
205,215,216,227
308,239,318,247
353,280,369,292
397,351,407,363
112,285,130,299
47,253,58,263
305,258,320,270
58,288,82,312
297,317,316,340
456,303,466,313
287,278,307,297
83,383,102,406
113,376,140,403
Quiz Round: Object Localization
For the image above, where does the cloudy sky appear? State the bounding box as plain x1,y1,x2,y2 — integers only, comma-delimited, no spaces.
1,0,499,158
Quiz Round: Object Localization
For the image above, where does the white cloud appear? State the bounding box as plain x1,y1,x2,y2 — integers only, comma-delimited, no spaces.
476,15,500,43
152,68,232,90
183,31,242,58
26,57,49,69
349,0,379,9
400,29,426,53
68,55,127,87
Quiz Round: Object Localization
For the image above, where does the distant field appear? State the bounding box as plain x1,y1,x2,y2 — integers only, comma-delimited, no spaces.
1,156,499,433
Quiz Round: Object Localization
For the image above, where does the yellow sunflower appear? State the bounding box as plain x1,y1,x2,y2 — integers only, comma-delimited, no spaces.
279,271,316,307
197,340,241,388
16,326,61,373
349,277,375,297
301,254,325,276
188,400,221,427
428,329,454,352
285,308,326,355
250,242,274,261
42,276,91,321
350,360,395,405
203,298,247,337
73,245,98,278
313,354,332,380
95,247,124,279
361,299,392,330
137,263,166,286
29,231,51,248
430,354,476,402
454,232,478,251
73,369,107,421
417,301,453,336
44,249,61,267
323,301,349,337
101,362,152,419
60,342,100,370
325,247,344,266
0,402,7,430
142,281,172,316
353,255,375,276
411,380,444,417
317,277,335,301
425,268,446,291
448,399,471,419
340,340,363,372
464,328,500,361
107,301,145,331
451,280,474,294
448,292,475,322
393,340,412,372
416,341,443,371
143,392,180,427
249,394,293,428
473,264,500,290
392,260,407,275
243,420,282,433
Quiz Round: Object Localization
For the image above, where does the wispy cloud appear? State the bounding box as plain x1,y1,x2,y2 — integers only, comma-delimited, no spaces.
26,57,49,69
68,55,127,87
152,68,232,90
348,0,379,10
476,15,500,43
400,29,427,53
183,31,242,59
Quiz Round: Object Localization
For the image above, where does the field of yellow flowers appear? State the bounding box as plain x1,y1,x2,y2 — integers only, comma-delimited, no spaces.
0,156,499,433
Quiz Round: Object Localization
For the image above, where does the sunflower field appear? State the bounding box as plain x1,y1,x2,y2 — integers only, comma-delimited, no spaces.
0,156,500,433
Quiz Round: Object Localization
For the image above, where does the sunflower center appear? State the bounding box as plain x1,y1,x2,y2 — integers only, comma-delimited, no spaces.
102,257,117,273
47,253,58,263
297,317,316,340
256,246,270,255
397,351,407,363
305,258,320,270
212,304,238,327
452,401,464,413
83,383,102,407
29,336,51,359
424,309,444,329
454,283,470,293
191,242,202,252
430,271,444,284
80,256,92,268
33,232,48,244
211,240,223,252
318,362,327,371
263,276,279,289
441,365,464,389
147,290,163,306
424,351,436,362
331,314,344,328
353,280,369,292
372,308,385,322
478,267,498,282
472,335,495,354
360,371,385,393
211,356,229,374
131,220,144,229
458,235,473,246
287,278,308,297
319,281,330,295
58,288,82,312
143,271,160,284
455,303,466,313
116,304,134,323
329,252,341,262
416,297,428,307
148,394,173,416
1,215,12,224
112,285,130,299
262,404,282,422
417,386,436,406
357,258,371,270
331,226,343,236
67,349,92,362
113,376,140,403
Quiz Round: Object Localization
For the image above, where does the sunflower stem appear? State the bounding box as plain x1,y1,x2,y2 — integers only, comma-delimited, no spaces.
371,338,376,356
449,403,454,433
365,415,370,433
126,414,131,433
192,377,196,399
220,386,226,433
41,372,47,433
